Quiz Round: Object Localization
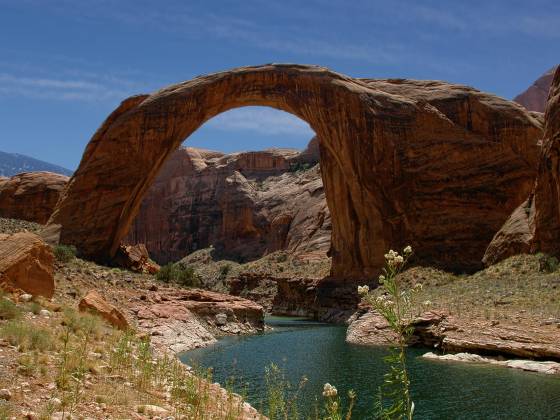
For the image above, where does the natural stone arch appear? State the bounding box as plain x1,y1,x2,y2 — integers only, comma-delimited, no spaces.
47,64,542,281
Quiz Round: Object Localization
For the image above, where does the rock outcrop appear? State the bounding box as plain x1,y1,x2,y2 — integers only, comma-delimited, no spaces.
125,140,329,264
0,172,68,224
131,288,264,353
79,290,129,329
514,66,558,113
0,231,54,298
347,310,560,360
422,352,560,375
47,64,542,281
484,67,560,264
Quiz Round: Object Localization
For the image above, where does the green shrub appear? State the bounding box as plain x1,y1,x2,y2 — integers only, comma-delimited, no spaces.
0,297,20,320
288,162,313,173
53,244,77,263
156,263,201,287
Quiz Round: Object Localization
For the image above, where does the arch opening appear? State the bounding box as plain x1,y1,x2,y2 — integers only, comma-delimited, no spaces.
123,105,330,270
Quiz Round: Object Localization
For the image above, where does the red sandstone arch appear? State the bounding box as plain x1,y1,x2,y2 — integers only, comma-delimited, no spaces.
47,64,542,280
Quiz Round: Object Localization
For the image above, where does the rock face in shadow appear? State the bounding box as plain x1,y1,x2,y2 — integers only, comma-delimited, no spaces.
514,66,558,113
0,172,69,224
47,64,542,281
484,67,560,265
125,139,329,264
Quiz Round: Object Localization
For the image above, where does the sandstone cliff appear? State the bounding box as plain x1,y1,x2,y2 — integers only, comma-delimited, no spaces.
514,66,558,113
0,172,69,224
484,67,560,264
126,139,330,264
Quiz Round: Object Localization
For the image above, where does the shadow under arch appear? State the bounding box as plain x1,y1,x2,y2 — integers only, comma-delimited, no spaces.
47,64,541,282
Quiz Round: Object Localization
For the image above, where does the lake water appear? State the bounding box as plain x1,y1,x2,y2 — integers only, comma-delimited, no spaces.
181,316,560,419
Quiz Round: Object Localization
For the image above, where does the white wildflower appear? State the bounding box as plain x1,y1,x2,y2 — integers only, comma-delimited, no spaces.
322,383,338,397
384,249,399,261
357,285,370,296
403,245,412,255
378,274,385,284
413,283,423,291
422,300,432,306
394,255,404,265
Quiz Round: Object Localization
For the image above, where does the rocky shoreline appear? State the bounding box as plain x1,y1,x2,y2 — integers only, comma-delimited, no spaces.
346,309,560,374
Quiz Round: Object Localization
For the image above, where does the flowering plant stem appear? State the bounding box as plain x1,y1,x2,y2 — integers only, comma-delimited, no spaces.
359,246,418,420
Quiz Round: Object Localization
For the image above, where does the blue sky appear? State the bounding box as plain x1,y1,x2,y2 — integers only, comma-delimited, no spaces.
0,0,559,170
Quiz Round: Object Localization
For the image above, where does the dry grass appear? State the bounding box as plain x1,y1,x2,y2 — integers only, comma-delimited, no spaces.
0,297,256,419
388,254,560,323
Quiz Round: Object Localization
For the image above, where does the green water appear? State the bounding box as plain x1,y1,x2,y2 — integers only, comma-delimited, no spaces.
181,316,560,419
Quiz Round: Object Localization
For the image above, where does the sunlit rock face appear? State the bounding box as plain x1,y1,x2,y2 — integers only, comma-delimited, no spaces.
0,172,69,224
47,64,542,281
125,139,330,265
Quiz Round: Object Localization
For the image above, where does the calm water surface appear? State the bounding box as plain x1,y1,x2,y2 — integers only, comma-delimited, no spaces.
181,316,560,419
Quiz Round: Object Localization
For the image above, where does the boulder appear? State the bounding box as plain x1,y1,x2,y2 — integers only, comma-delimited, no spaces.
0,172,68,224
0,232,54,298
79,290,129,329
112,243,160,274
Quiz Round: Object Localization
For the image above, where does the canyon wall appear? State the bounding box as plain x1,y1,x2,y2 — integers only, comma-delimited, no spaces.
484,67,560,264
125,139,330,264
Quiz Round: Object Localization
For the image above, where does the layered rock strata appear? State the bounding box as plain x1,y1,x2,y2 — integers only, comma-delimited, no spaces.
126,140,329,264
0,172,68,224
346,310,560,360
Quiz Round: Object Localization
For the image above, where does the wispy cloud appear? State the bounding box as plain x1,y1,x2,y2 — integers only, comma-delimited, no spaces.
206,107,314,137
0,72,135,102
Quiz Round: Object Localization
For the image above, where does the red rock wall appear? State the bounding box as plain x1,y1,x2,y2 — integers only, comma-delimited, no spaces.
125,142,330,264
0,172,69,224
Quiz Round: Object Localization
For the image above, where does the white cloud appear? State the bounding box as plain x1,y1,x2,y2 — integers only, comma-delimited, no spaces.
0,72,137,102
206,107,314,136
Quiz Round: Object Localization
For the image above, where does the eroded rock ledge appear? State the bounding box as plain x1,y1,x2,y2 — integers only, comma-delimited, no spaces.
346,310,560,361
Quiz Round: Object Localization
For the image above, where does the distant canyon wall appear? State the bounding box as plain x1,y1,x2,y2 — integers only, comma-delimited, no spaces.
125,138,331,264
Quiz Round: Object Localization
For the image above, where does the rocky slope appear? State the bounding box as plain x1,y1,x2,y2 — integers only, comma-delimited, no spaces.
0,172,69,224
514,66,558,112
0,218,264,418
126,138,330,264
